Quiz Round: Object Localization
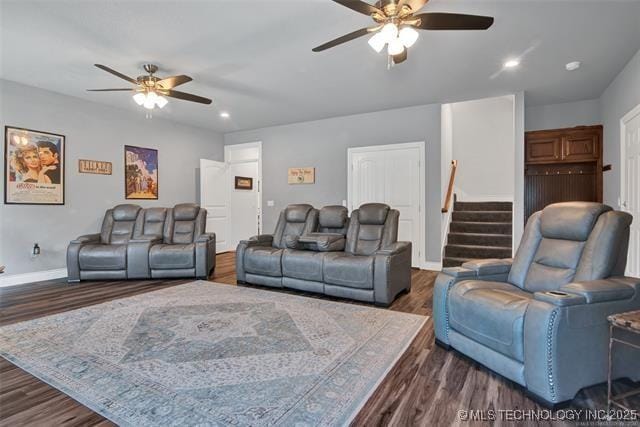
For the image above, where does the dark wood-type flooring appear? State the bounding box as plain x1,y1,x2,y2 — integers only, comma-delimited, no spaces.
1,252,638,426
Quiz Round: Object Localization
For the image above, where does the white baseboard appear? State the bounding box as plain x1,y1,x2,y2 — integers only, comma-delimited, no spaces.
422,261,443,271
0,268,68,288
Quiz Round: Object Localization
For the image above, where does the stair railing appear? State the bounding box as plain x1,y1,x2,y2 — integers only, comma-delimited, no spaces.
442,160,458,213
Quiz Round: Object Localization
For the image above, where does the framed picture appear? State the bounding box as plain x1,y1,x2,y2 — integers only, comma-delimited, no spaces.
4,126,65,205
235,176,253,190
288,167,315,184
79,159,112,175
125,145,158,199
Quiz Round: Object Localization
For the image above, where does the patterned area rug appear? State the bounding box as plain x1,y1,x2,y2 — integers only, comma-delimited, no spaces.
0,281,426,426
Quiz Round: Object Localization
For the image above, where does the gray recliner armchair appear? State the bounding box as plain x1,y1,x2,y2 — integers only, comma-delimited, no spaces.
236,204,318,288
67,204,141,281
433,202,639,407
148,203,215,279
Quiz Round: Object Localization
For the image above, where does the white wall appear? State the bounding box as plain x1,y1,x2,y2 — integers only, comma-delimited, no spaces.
600,48,640,208
450,95,515,202
0,79,224,278
224,104,443,264
525,99,600,131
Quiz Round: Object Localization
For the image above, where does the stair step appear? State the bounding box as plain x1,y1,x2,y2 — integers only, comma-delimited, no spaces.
442,257,473,268
448,232,512,247
445,244,512,259
454,201,513,212
450,221,512,234
452,211,512,223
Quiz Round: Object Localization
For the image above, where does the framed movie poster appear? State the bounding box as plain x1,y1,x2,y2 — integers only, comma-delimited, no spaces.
4,126,65,205
125,145,158,200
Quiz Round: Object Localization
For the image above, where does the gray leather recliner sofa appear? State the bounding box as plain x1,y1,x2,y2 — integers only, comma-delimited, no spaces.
236,203,412,306
67,203,215,281
433,202,639,407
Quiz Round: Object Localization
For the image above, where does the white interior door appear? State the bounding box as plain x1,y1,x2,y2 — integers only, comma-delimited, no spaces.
225,142,262,250
621,105,640,277
200,159,229,253
348,142,425,268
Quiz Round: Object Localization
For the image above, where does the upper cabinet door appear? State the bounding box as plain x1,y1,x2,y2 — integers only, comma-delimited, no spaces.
525,137,561,163
562,132,600,161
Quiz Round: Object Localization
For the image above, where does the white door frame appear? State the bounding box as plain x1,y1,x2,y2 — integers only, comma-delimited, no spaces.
620,103,640,275
347,141,426,268
620,103,640,208
224,141,263,235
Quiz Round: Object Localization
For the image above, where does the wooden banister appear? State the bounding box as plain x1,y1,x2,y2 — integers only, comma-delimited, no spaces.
442,160,458,213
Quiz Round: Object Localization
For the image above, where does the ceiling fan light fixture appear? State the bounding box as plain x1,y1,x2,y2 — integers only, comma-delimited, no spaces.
368,32,387,53
387,37,405,56
143,91,158,109
155,96,168,108
133,92,146,106
381,22,399,43
399,26,419,48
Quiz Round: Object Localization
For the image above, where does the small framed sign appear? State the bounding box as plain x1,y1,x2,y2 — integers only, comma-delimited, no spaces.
79,159,112,175
288,167,315,184
235,176,253,190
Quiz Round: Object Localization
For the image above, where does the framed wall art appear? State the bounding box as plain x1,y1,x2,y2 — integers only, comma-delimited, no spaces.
125,145,158,199
4,126,65,205
288,167,315,184
234,176,253,190
79,159,112,175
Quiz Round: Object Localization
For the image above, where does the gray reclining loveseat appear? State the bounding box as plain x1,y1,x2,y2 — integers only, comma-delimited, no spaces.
236,203,412,306
67,203,215,281
433,202,639,407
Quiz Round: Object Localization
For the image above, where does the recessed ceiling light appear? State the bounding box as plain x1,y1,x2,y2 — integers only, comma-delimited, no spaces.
219,112,230,119
504,59,520,68
566,61,581,71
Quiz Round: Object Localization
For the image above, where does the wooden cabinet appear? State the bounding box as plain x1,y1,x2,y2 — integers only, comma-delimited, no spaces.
525,126,601,164
563,133,599,161
524,125,603,223
526,137,561,163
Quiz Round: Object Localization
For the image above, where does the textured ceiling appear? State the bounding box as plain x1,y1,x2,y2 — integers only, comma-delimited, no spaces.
2,0,639,132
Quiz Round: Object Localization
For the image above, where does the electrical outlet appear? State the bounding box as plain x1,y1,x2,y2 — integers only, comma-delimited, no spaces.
267,200,275,207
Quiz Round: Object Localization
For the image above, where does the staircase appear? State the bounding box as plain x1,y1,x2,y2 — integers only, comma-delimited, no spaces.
443,201,513,268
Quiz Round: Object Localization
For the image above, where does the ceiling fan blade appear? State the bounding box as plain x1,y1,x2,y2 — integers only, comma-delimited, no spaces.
94,64,138,84
312,27,373,52
86,88,132,91
165,89,212,105
156,75,193,89
397,0,428,13
330,0,383,16
414,13,494,30
392,49,408,64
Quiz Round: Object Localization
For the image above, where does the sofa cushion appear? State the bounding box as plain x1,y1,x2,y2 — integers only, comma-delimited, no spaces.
282,249,325,281
79,244,127,270
244,247,283,277
449,280,532,362
323,253,374,289
150,244,195,269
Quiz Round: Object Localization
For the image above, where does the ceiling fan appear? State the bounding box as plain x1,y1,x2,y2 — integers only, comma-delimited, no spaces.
87,64,212,110
312,0,494,65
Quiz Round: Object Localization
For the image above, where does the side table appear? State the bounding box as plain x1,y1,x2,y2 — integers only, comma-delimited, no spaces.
607,310,640,411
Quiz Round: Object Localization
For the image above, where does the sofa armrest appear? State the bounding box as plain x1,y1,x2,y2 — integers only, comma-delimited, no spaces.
241,234,273,247
196,232,216,243
70,233,100,244
461,258,513,276
376,241,411,256
196,233,216,278
292,233,346,252
558,278,636,304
